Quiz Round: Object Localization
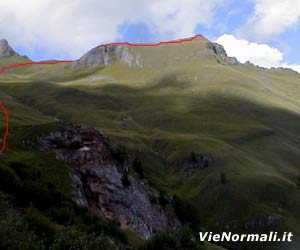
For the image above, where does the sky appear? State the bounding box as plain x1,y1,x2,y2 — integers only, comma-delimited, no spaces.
0,0,299,72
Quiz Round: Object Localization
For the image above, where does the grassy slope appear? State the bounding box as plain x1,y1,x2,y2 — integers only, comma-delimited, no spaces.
0,37,299,249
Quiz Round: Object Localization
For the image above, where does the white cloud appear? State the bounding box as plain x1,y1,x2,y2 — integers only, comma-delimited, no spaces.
147,0,227,38
0,0,226,59
240,0,300,39
215,34,283,67
215,34,300,72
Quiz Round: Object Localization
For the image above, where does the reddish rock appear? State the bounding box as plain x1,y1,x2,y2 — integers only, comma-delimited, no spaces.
41,124,180,239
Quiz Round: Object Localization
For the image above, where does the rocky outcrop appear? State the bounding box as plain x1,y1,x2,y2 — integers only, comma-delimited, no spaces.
270,67,299,74
206,42,299,75
174,153,211,175
218,214,283,231
243,61,299,74
40,124,180,239
244,215,283,230
206,42,239,65
206,42,227,60
73,44,143,69
0,39,20,58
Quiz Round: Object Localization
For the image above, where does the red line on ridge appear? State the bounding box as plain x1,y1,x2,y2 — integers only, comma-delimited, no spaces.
0,60,74,74
101,34,202,46
0,102,8,154
0,34,202,74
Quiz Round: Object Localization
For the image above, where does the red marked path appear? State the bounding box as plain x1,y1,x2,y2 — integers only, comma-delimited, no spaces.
0,34,202,74
0,102,8,154
101,34,202,46
0,34,202,153
0,60,74,74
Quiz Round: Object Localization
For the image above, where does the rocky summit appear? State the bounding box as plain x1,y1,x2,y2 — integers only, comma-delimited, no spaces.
73,44,144,69
72,35,240,70
0,39,20,58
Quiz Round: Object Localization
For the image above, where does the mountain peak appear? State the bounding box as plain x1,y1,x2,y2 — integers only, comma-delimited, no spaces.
0,38,20,58
73,35,239,70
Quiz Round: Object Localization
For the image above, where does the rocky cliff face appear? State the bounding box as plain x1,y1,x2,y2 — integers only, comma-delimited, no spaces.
174,153,211,176
206,42,239,65
40,124,180,239
0,39,20,58
73,44,143,69
206,42,299,74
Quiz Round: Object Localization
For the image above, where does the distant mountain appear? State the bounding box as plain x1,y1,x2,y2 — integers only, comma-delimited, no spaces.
0,39,20,58
0,39,30,69
73,35,239,70
72,35,297,75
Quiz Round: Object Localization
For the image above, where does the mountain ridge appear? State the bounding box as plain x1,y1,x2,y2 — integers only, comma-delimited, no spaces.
0,36,298,75
72,35,240,70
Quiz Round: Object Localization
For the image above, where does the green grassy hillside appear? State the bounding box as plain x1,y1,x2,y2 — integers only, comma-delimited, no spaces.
0,37,299,249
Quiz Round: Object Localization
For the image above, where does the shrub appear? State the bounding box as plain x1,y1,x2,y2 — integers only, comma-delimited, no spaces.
190,152,197,163
9,161,41,180
121,172,131,187
16,180,56,209
71,234,120,250
46,204,76,225
0,165,21,193
220,172,228,185
50,230,121,250
172,195,200,229
139,231,178,250
113,144,129,165
132,157,144,179
0,210,44,250
158,190,169,207
139,228,203,250
24,205,58,244
7,161,69,210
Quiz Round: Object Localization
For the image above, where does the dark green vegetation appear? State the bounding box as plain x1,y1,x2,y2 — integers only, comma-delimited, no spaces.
0,36,300,249
0,125,224,250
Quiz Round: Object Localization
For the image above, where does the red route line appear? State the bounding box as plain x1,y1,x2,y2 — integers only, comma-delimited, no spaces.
0,34,202,74
0,60,74,74
0,34,202,153
101,34,202,46
0,102,8,154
